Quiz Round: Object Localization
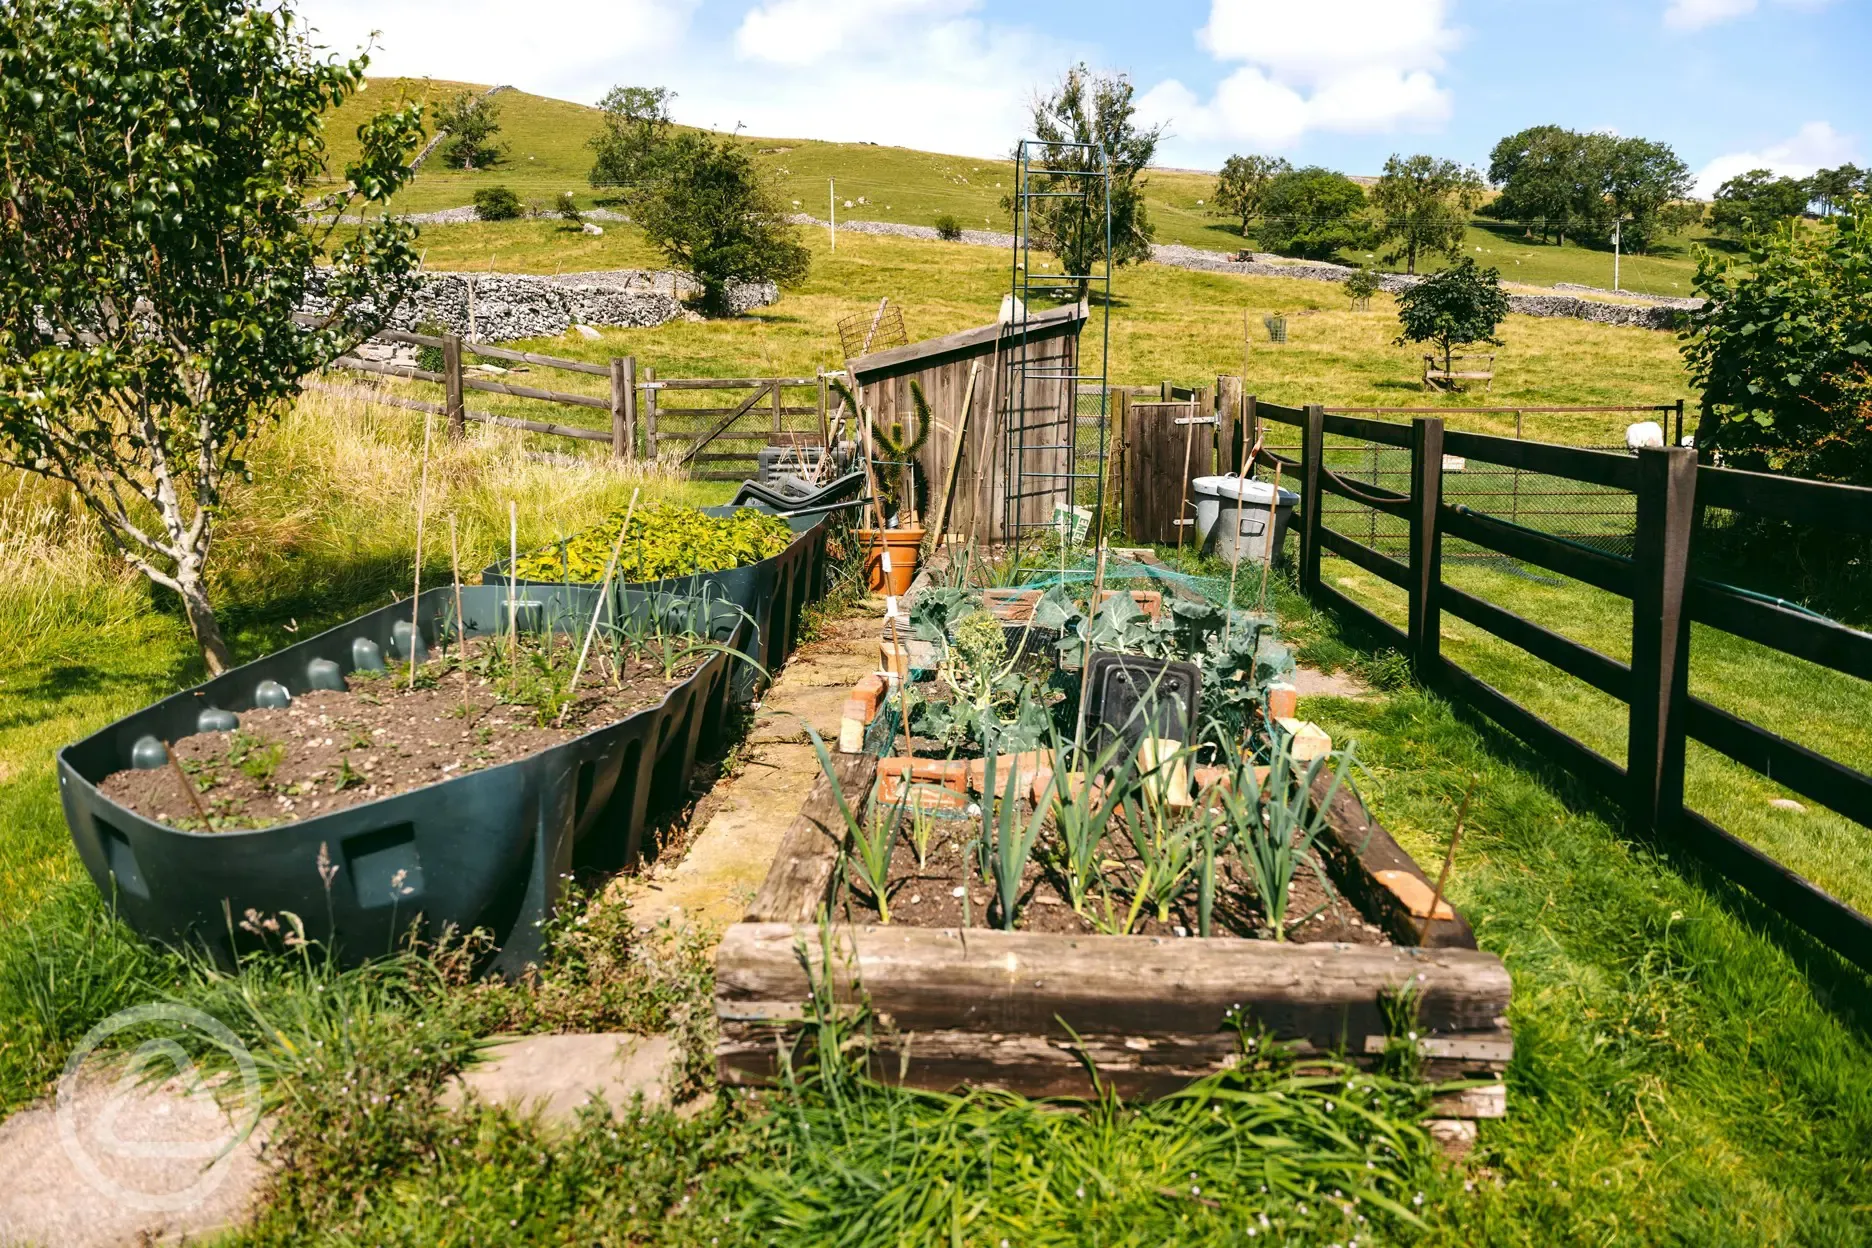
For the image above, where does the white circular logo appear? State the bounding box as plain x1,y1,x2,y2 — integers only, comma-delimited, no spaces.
54,1003,264,1214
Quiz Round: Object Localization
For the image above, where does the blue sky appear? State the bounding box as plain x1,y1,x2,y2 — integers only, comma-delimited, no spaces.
300,0,1867,194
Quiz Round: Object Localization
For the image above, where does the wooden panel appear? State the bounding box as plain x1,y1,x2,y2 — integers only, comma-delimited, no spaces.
1322,412,1413,448
745,752,878,924
717,922,1512,1046
1125,401,1199,544
1686,698,1872,828
1258,402,1307,428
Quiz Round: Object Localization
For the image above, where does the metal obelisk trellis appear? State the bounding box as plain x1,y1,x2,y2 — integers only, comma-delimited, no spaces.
1002,138,1113,545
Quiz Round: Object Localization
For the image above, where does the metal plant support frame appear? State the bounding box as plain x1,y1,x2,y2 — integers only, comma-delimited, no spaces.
1003,139,1113,545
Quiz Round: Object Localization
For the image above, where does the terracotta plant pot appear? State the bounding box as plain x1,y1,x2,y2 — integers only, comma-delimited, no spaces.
857,527,925,596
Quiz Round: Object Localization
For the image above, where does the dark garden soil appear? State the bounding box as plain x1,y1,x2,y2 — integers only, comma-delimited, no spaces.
100,638,697,833
834,803,1390,946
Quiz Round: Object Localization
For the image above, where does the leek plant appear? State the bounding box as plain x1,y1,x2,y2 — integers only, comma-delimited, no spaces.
981,749,1055,931
1221,737,1357,940
1045,733,1130,915
801,721,903,923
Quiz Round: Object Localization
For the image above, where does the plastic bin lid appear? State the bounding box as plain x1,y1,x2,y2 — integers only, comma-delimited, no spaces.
1192,474,1300,505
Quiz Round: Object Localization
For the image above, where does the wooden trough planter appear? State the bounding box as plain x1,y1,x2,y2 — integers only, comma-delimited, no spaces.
715,753,1513,1126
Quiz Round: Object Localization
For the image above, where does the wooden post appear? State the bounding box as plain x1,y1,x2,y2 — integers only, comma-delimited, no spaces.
1407,417,1446,684
1299,403,1326,595
772,377,784,440
817,373,830,448
1628,446,1698,840
1245,394,1259,468
1196,385,1216,476
442,335,465,440
1216,375,1243,474
644,365,658,458
1108,389,1129,538
610,356,635,460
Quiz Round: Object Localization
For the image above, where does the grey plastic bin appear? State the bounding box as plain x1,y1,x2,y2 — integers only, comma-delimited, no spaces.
1193,474,1300,564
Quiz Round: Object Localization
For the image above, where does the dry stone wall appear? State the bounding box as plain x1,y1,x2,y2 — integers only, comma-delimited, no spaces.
301,268,778,343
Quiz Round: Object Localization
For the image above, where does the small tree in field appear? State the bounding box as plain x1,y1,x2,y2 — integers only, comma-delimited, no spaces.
1344,266,1381,310
1212,154,1291,238
630,133,809,316
1394,258,1509,377
0,0,424,673
589,85,676,192
434,89,507,170
1371,154,1485,275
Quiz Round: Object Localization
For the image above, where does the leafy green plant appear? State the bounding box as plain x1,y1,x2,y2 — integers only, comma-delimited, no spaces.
1343,264,1382,309
555,190,583,226
1394,256,1509,378
472,185,523,221
1221,738,1356,940
512,502,792,584
981,750,1055,930
434,88,507,170
933,212,963,241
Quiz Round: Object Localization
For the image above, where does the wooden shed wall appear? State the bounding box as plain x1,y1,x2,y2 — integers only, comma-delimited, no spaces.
853,308,1083,543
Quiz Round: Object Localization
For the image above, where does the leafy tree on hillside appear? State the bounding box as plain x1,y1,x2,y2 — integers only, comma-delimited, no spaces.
589,85,676,191
435,89,507,170
1711,169,1814,237
1212,154,1291,238
1012,64,1165,297
630,133,809,316
1811,164,1866,217
1682,201,1872,483
1255,167,1374,261
1485,125,1696,252
1486,125,1593,244
1371,154,1486,275
1394,258,1510,377
0,0,424,673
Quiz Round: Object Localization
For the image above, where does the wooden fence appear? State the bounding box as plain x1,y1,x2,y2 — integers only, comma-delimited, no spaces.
319,327,831,480
1250,400,1872,973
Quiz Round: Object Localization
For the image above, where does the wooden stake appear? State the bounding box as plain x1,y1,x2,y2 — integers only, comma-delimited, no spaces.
1420,775,1479,944
928,359,981,555
558,489,639,726
1073,542,1110,757
449,514,466,673
1223,392,1250,646
409,416,433,688
508,501,519,671
163,740,213,826
1176,404,1197,553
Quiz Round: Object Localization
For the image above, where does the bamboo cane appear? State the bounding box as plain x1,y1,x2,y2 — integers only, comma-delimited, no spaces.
408,416,433,688
558,489,640,726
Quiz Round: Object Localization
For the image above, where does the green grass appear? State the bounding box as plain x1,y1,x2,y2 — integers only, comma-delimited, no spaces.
317,81,1721,298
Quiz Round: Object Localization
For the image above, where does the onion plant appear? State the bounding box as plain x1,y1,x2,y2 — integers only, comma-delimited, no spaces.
1221,737,1356,940
801,721,904,923
1044,733,1130,916
981,749,1055,931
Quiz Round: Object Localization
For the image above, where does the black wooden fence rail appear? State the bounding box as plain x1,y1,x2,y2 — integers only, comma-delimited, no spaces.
1252,400,1872,973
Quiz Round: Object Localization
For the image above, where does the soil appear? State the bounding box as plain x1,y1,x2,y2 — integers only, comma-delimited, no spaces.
833,797,1390,946
100,637,697,833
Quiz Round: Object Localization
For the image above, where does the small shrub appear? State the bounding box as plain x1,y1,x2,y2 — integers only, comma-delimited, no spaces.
472,185,522,222
557,191,583,225
412,319,446,374
933,212,963,241
1344,265,1381,310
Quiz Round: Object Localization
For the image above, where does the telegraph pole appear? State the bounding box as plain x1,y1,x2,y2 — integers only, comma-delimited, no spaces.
830,178,836,252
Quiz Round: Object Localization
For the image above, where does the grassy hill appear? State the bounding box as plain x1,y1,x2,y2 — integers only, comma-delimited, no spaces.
318,80,1720,298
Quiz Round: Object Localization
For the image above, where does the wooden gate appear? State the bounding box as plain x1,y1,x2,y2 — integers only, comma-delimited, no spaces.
1123,400,1208,545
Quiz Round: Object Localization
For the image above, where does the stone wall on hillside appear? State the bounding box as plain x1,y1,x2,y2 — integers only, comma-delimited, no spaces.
300,268,779,343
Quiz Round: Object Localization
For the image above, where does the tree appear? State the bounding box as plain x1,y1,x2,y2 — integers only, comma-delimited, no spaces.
1013,64,1164,296
1682,201,1872,483
629,133,809,316
473,185,522,220
1212,154,1291,238
1595,136,1696,253
1343,266,1381,310
0,0,423,673
1255,167,1373,261
1811,164,1866,217
434,89,507,170
1394,258,1510,376
1711,169,1814,238
589,85,676,191
1371,154,1485,275
1486,125,1592,244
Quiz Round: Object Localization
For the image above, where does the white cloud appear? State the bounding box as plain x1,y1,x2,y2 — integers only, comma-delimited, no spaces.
1692,121,1859,197
1664,0,1833,31
1139,0,1457,157
298,0,698,101
734,0,977,67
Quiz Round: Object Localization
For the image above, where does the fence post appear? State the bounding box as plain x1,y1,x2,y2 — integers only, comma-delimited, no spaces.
610,356,636,460
1407,417,1446,684
1674,398,1685,447
1111,389,1130,536
442,335,465,440
817,372,829,447
1245,394,1258,469
772,378,784,440
1628,446,1698,839
1299,403,1325,594
1217,375,1243,474
644,366,658,458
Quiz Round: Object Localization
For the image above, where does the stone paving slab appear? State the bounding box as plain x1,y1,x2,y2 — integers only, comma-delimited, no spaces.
442,1034,679,1124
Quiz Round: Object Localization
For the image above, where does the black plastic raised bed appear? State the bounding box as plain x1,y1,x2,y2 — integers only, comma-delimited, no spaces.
486,506,831,699
59,583,744,974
